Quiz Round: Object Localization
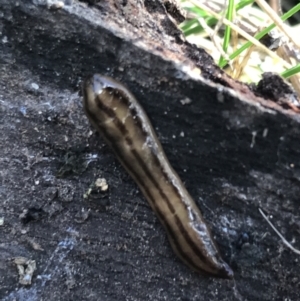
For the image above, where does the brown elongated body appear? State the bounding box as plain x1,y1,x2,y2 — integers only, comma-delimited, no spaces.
82,74,233,278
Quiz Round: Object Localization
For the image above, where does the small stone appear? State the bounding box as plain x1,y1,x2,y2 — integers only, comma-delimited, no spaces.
180,97,192,105
95,178,108,191
31,83,39,90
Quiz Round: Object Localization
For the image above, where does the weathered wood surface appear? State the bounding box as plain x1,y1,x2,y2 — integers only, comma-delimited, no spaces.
1,1,300,300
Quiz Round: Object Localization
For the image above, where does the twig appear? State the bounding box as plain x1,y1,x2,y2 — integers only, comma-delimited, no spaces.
259,208,300,255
